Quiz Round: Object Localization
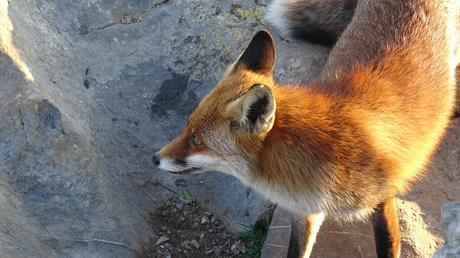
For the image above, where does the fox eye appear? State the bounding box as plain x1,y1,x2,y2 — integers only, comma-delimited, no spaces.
190,135,202,146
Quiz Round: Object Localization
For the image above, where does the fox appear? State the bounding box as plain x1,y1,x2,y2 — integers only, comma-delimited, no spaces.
153,0,460,257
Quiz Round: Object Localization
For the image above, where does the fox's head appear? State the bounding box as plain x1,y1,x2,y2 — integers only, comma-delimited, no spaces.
154,30,277,181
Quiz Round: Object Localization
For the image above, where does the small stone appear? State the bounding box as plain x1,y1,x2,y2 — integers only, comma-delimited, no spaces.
210,216,216,223
175,178,187,187
192,222,199,229
203,211,212,217
161,226,167,231
155,236,169,245
230,240,246,255
191,239,200,249
213,246,222,256
200,233,205,239
181,240,191,249
201,216,209,225
165,254,171,258
205,249,213,256
178,216,185,222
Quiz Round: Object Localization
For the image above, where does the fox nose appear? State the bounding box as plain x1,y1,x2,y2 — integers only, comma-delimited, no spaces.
152,154,160,166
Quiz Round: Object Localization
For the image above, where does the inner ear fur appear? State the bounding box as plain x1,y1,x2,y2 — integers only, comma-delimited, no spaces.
223,84,276,134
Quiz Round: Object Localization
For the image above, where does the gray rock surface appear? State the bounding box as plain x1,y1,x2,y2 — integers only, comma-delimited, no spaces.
434,201,460,258
0,0,303,257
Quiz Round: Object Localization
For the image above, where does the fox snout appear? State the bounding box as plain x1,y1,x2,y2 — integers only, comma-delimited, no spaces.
153,151,202,176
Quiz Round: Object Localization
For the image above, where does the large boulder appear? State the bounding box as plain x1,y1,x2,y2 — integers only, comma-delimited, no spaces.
0,0,280,257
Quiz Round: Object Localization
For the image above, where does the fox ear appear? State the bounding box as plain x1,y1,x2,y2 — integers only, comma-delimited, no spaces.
235,30,276,74
224,84,276,134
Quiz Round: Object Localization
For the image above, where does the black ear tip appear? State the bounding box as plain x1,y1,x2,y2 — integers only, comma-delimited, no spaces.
253,30,273,41
237,29,276,73
252,30,275,50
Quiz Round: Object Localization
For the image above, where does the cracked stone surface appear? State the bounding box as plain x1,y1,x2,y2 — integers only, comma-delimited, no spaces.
434,201,460,258
1,0,458,258
0,0,285,257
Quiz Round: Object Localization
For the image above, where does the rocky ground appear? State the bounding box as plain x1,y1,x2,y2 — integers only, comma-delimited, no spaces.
144,197,246,258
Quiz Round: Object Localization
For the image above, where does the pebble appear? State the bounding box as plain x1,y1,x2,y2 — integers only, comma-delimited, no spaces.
230,240,246,255
191,239,200,249
181,240,190,249
213,246,222,256
201,216,209,225
178,216,185,222
192,222,199,229
155,236,169,246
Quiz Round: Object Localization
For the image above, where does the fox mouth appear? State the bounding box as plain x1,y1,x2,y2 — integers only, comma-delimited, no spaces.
169,167,201,175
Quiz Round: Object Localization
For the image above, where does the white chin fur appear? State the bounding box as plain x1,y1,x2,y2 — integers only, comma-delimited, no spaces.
186,154,221,172
186,153,251,177
265,0,289,33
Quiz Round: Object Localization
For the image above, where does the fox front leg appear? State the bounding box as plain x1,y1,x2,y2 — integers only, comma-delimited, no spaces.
302,212,325,258
372,197,401,258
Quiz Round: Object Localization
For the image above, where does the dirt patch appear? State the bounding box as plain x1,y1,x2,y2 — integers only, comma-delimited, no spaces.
143,197,247,258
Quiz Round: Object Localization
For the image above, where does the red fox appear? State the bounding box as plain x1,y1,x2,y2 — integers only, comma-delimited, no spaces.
154,0,460,257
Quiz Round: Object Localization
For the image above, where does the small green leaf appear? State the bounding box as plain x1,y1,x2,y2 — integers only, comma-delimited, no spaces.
181,188,193,204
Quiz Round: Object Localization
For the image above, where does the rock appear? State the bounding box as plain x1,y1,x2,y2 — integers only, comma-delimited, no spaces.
192,222,199,229
191,239,200,249
178,216,185,222
180,240,190,250
176,202,184,210
201,216,210,225
155,236,170,246
213,246,222,256
230,240,246,255
434,201,460,258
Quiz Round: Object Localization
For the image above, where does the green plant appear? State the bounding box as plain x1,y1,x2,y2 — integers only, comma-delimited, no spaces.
238,209,274,258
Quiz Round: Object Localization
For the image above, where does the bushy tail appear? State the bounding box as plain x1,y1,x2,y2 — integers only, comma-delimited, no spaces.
265,0,357,46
